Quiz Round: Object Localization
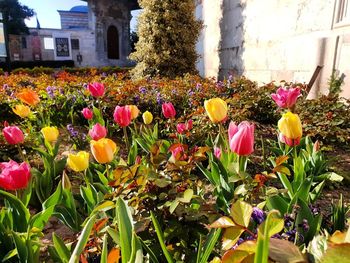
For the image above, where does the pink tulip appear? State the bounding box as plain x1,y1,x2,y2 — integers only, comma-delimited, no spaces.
214,146,222,159
271,87,301,108
2,125,24,145
88,82,105,97
162,102,176,119
228,121,254,156
89,123,107,140
113,106,132,127
0,160,31,190
176,119,193,134
82,108,93,120
279,133,300,147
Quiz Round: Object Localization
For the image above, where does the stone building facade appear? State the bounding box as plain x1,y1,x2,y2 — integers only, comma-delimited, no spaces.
195,0,350,98
8,0,139,67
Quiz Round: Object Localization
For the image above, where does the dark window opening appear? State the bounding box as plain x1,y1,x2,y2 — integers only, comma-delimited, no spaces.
71,39,80,50
107,25,119,59
21,37,27,49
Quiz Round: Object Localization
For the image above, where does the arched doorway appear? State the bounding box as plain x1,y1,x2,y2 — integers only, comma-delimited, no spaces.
107,25,119,59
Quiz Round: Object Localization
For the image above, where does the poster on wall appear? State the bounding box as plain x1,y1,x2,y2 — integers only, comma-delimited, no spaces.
0,23,6,57
55,37,70,57
53,33,72,60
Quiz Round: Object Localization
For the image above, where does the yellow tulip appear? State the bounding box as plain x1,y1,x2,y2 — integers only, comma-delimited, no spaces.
278,111,302,139
127,105,140,120
142,111,153,124
204,98,228,123
13,104,31,118
90,138,118,164
41,126,59,142
67,151,90,172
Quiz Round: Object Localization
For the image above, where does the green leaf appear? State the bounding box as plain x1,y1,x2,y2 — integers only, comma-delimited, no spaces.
266,195,288,215
106,226,120,245
52,232,71,263
230,200,253,227
178,189,193,203
209,216,236,228
0,190,30,232
116,198,133,263
43,181,63,209
150,211,174,263
222,226,245,250
69,214,97,263
129,233,143,263
12,231,28,263
139,237,159,263
101,234,108,263
169,199,180,214
92,201,115,214
255,210,284,263
2,248,18,262
199,228,222,263
30,205,55,230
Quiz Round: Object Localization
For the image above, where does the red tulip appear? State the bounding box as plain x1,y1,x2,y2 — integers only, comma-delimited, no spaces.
82,108,93,120
0,160,31,190
89,123,107,140
2,125,24,145
88,82,105,97
113,106,131,127
228,121,254,156
271,87,301,108
162,102,176,119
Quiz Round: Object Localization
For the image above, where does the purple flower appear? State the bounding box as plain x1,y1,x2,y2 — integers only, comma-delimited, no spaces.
284,214,294,228
196,83,202,91
46,86,55,98
251,207,265,224
67,124,78,138
134,95,140,103
139,86,147,94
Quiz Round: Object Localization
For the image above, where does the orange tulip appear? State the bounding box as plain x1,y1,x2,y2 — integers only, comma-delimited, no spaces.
17,89,40,106
127,105,140,120
90,138,118,164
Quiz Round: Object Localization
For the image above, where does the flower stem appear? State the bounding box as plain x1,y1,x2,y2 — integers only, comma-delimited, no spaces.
16,144,26,162
123,126,129,150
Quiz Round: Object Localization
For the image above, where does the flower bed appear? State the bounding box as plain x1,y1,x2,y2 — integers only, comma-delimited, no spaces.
0,71,349,262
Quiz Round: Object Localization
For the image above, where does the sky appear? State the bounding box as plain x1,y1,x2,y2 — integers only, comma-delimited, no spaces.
18,0,139,31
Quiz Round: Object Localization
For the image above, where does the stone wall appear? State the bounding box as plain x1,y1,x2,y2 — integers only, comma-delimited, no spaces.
196,0,350,98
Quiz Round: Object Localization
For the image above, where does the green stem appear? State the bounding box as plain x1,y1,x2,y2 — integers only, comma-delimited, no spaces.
123,126,129,150
16,144,26,162
238,155,247,173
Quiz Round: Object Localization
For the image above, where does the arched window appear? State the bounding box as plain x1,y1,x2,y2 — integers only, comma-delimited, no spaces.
107,25,119,59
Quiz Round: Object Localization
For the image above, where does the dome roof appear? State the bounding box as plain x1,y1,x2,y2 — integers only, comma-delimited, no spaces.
69,5,88,13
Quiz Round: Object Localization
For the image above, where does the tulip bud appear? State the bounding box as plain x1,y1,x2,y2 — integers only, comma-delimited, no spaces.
142,111,153,124
41,126,59,143
82,108,93,120
162,102,176,119
0,160,31,190
127,105,140,120
278,111,302,142
88,123,107,140
271,87,301,109
2,125,25,145
17,89,40,106
67,151,90,172
214,146,222,159
204,98,227,123
113,106,131,127
13,105,31,118
228,121,254,156
90,138,118,164
88,82,105,97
